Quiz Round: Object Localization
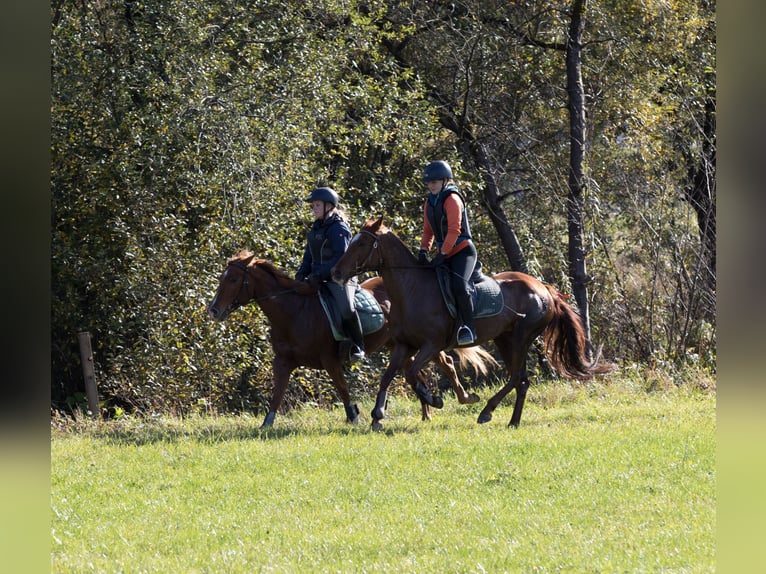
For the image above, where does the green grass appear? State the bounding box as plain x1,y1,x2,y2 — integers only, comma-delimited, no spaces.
51,377,715,573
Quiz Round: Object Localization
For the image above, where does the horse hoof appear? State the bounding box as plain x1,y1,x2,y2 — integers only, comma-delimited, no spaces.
345,403,360,424
477,412,492,424
414,382,442,408
413,381,432,402
466,393,481,404
261,411,276,428
371,406,385,421
371,419,384,432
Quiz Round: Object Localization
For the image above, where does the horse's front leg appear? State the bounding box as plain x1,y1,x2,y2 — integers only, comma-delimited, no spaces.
262,356,294,428
411,369,432,422
371,343,411,430
405,346,444,412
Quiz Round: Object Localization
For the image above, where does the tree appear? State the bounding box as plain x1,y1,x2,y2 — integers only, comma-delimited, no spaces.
564,0,594,357
51,0,716,414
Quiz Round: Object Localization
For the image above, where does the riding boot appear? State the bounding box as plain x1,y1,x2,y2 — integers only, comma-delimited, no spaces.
344,313,366,363
454,290,476,346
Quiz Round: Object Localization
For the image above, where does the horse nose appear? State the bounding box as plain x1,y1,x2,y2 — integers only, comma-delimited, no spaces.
207,305,220,320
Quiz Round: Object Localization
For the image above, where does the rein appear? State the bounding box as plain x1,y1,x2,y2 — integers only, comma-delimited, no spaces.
353,230,423,273
353,230,524,317
227,261,301,308
353,229,458,274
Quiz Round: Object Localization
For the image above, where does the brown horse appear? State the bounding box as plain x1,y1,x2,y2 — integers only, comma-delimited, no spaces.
207,250,492,428
332,217,614,428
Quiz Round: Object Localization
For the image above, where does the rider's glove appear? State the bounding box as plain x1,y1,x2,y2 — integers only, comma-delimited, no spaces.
430,253,446,268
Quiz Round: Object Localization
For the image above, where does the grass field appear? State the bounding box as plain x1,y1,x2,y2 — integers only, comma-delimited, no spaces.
51,376,715,573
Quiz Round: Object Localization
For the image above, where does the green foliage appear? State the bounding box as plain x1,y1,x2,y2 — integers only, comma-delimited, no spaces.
51,0,715,414
51,378,715,572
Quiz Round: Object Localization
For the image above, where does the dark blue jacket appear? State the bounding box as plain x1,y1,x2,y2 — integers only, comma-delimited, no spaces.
297,213,351,281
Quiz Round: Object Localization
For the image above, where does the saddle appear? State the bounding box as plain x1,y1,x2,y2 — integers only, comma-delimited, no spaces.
435,260,504,319
318,283,385,342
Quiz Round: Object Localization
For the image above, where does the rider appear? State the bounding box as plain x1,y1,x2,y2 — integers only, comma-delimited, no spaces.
417,160,478,346
295,186,365,363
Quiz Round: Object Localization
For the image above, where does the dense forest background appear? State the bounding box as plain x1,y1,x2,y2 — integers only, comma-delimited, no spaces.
51,0,715,416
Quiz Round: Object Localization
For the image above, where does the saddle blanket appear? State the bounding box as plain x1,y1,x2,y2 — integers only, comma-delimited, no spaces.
319,284,385,342
436,262,504,319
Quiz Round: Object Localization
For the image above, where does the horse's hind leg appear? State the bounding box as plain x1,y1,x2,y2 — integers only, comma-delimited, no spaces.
507,368,530,427
325,361,360,424
434,351,480,404
477,333,530,427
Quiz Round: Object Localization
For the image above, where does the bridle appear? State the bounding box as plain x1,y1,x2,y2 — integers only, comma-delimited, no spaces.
223,261,301,311
348,229,384,276
223,261,253,311
347,228,442,276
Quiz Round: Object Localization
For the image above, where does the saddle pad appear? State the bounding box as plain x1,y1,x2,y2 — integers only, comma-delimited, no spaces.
319,284,385,342
436,266,504,319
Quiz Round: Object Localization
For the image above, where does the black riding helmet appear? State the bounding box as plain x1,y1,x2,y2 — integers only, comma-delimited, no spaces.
422,160,453,182
305,186,340,207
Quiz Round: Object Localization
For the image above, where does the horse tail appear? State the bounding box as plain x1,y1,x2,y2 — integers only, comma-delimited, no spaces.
542,287,615,380
453,345,498,377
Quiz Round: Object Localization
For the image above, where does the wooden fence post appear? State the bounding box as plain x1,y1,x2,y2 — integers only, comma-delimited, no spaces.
77,331,101,419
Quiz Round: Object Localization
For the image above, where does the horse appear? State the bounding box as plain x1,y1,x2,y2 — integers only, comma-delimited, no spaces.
331,217,614,429
207,250,493,428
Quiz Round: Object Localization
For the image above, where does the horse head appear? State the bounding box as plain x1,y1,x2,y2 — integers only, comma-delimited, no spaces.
332,216,387,283
207,250,257,321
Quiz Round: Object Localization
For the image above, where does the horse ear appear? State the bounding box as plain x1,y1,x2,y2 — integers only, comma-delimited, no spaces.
372,215,385,231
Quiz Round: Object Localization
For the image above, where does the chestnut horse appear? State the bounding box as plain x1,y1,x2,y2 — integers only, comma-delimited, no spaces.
207,250,493,428
332,217,613,428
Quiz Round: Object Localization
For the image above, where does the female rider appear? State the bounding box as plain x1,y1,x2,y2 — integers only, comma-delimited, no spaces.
417,161,478,346
296,186,365,362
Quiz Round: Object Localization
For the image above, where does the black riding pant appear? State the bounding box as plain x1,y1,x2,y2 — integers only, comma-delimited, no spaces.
446,242,478,329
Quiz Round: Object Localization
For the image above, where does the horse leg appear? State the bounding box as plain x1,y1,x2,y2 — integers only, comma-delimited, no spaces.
508,369,530,428
262,357,294,428
405,346,444,411
503,312,549,427
477,333,528,426
407,361,435,421
345,403,361,423
434,351,480,404
324,361,360,424
371,343,411,430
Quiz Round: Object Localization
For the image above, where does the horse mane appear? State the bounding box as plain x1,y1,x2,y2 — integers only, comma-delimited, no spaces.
361,217,418,263
362,217,389,234
228,249,255,265
254,259,293,283
227,250,302,289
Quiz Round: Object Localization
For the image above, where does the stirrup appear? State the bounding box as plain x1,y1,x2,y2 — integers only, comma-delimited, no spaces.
349,346,365,363
456,326,476,346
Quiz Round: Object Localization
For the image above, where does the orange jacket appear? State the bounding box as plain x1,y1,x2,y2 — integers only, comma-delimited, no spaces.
420,192,471,256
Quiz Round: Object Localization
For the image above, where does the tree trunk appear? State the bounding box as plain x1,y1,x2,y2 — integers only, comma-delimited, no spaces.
566,0,594,359
434,106,530,273
461,139,529,273
684,94,716,320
